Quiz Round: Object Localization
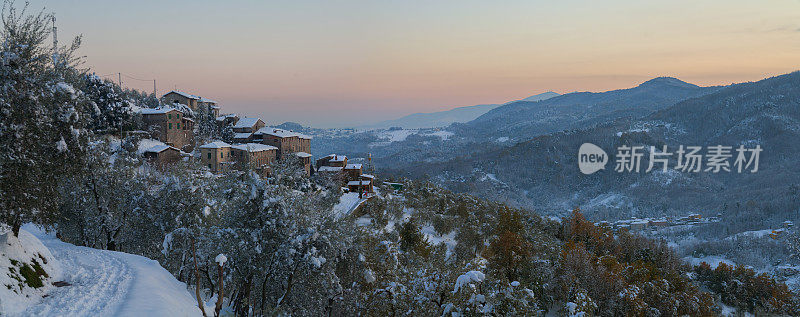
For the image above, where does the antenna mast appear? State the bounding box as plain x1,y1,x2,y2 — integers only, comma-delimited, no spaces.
368,153,374,174
51,15,58,68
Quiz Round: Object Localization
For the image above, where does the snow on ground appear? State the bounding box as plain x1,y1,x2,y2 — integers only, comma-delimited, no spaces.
727,228,779,240
479,173,506,185
422,130,454,140
332,192,370,219
778,266,800,291
383,208,414,232
718,303,741,317
355,216,373,227
0,228,62,315
495,137,509,143
420,225,457,259
380,129,416,142
615,128,650,137
12,224,202,317
683,255,735,269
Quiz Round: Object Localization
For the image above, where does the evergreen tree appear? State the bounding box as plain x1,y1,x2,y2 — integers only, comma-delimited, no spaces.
82,74,135,136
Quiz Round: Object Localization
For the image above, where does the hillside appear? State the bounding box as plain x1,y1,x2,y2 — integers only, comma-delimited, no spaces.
459,77,718,141
416,72,800,217
312,78,720,176
377,72,800,270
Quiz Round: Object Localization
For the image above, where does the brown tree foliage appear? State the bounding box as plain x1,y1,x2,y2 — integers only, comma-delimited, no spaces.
695,262,800,315
556,208,715,316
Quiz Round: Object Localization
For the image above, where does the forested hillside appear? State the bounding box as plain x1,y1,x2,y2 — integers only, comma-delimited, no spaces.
2,2,800,316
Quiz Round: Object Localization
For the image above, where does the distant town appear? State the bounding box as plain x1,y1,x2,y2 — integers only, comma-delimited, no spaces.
137,90,376,196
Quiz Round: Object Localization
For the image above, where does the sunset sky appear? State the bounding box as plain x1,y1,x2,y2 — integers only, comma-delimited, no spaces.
26,0,800,127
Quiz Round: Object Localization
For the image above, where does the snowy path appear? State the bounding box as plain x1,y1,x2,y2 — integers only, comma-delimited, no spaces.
17,226,202,317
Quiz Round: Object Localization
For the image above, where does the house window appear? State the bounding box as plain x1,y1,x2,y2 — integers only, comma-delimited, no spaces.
168,114,172,119
208,164,212,169
220,152,224,158
177,123,180,129
177,114,180,119
207,152,211,159
169,123,172,129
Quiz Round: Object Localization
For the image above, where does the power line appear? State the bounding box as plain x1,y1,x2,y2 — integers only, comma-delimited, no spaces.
121,73,154,82
96,72,160,97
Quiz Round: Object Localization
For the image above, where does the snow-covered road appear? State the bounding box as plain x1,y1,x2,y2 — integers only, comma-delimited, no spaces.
17,226,202,317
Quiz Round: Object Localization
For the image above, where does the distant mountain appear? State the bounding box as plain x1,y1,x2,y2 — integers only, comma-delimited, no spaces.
359,92,560,130
460,77,717,141
275,122,305,131
520,91,561,102
317,79,722,178
386,72,800,228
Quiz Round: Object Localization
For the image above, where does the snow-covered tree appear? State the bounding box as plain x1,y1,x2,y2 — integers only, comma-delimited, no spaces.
81,74,136,135
0,2,88,236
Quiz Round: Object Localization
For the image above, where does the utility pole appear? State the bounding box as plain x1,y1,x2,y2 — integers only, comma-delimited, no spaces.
51,16,58,68
153,79,157,97
118,73,122,89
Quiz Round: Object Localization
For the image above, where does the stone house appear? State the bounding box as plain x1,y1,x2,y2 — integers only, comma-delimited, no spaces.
317,154,347,168
233,117,265,133
140,107,195,151
254,127,311,159
231,143,278,177
200,141,279,176
161,91,219,116
295,152,313,176
199,141,233,173
344,163,362,181
347,180,373,195
232,117,266,143
143,144,182,165
199,97,220,117
161,91,200,110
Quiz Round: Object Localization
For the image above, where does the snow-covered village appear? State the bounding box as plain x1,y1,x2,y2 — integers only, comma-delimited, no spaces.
3,1,800,316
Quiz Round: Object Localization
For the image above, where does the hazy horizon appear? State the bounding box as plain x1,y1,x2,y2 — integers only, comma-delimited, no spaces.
25,0,800,128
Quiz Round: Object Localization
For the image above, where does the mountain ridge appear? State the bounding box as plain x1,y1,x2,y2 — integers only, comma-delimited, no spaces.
358,92,560,130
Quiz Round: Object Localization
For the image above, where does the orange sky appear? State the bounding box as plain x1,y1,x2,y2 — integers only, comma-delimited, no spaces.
28,0,800,127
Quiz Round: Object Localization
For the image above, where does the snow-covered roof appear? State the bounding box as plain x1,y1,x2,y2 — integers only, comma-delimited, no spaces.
328,154,347,162
318,166,343,172
231,143,277,152
254,127,312,140
233,132,252,140
255,127,295,138
163,90,200,100
143,144,179,153
347,180,371,186
139,107,179,115
198,141,231,149
295,152,312,158
344,163,362,170
234,117,263,129
216,114,238,121
360,174,375,179
199,97,217,104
